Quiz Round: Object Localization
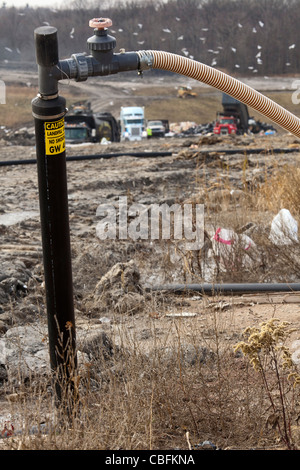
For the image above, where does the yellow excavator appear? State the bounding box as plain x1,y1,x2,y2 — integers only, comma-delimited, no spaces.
177,86,197,99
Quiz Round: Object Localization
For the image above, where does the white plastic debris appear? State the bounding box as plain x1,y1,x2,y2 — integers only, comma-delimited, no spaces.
211,227,256,271
269,209,298,245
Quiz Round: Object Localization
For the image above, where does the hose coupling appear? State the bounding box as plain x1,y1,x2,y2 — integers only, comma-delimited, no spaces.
137,50,154,71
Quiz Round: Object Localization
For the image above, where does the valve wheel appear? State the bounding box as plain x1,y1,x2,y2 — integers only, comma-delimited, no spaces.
89,18,112,29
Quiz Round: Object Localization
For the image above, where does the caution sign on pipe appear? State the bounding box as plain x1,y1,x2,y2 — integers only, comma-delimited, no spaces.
44,118,65,155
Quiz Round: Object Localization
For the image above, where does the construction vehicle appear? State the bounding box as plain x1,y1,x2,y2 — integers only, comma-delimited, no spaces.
177,86,197,99
64,102,120,144
213,93,249,135
119,106,147,141
213,114,238,135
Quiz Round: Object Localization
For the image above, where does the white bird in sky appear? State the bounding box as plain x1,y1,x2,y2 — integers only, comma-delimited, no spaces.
70,27,74,38
259,21,264,27
238,23,243,28
231,47,236,53
177,35,184,40
138,24,143,29
5,47,12,53
211,58,217,66
176,17,181,21
163,28,171,33
202,28,209,31
256,51,261,58
252,27,257,33
289,44,296,49
235,64,240,68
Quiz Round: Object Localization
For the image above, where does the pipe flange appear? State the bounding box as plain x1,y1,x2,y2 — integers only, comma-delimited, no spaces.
71,53,93,81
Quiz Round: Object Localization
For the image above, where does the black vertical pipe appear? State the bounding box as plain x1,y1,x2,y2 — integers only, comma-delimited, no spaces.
32,26,77,405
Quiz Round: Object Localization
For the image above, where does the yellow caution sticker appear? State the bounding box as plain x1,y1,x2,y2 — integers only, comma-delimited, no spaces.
44,118,65,155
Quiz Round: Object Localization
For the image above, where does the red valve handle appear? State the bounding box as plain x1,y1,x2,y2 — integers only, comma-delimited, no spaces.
89,18,112,29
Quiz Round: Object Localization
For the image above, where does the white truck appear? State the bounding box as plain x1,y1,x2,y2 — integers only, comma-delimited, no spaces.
119,106,147,141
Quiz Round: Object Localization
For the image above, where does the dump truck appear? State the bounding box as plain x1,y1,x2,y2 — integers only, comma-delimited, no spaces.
119,106,147,141
213,93,249,135
64,103,120,144
213,114,238,135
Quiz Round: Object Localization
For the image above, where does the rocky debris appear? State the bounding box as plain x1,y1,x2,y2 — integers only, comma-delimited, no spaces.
0,324,49,383
0,322,120,385
91,260,146,315
79,330,115,362
0,126,35,146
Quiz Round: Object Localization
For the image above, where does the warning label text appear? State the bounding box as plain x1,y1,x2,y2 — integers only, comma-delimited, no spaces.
44,118,65,155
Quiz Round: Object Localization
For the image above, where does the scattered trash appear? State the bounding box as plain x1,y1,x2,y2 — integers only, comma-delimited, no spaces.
212,227,256,271
100,137,111,145
165,312,197,317
269,208,298,245
193,440,219,450
1,421,14,438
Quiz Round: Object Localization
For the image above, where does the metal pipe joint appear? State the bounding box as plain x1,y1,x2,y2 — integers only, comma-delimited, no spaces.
34,19,141,90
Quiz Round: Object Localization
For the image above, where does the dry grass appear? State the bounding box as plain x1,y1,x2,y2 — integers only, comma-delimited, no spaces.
2,169,300,451
3,306,300,451
258,164,300,217
0,84,88,128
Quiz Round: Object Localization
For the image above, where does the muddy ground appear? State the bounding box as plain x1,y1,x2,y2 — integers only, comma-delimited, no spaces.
1,128,300,450
1,131,300,353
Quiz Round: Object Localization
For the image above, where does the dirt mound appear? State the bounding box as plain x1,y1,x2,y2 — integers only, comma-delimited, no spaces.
85,260,147,315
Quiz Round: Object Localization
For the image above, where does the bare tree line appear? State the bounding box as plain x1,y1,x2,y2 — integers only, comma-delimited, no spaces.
0,0,299,76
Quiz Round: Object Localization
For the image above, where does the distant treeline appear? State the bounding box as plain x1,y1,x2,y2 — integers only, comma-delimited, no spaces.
0,0,299,76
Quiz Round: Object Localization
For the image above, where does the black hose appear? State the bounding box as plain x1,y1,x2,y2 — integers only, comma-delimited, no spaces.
149,283,300,295
1,146,298,168
0,151,173,167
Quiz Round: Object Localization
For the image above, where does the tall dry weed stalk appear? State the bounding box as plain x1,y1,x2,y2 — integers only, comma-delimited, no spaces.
234,318,300,450
258,164,300,216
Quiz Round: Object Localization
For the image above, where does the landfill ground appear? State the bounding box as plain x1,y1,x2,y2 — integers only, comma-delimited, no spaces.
1,131,300,352
1,73,300,449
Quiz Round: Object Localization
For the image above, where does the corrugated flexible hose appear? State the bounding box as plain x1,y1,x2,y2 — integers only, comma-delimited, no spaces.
137,50,300,139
